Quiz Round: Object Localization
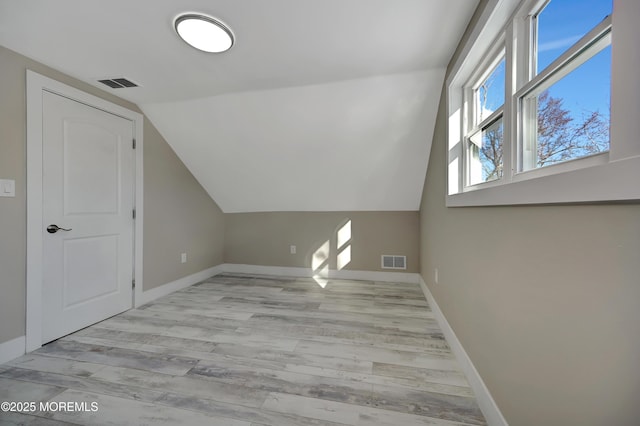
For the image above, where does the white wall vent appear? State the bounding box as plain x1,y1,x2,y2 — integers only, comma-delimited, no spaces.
381,255,406,270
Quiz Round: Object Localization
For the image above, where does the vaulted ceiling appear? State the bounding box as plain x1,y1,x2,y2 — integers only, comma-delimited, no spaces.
0,0,478,212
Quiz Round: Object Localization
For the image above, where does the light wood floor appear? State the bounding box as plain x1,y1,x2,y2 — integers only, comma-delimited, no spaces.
0,274,486,425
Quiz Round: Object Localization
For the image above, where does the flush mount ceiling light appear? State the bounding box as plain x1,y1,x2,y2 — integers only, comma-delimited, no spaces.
174,13,234,53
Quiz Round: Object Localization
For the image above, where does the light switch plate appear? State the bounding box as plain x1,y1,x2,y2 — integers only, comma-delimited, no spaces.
0,179,15,197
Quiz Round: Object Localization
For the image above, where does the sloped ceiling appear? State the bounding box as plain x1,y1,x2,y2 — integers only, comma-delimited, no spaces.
0,0,478,212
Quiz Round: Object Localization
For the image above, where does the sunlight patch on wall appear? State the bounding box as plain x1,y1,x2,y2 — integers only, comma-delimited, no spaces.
448,157,459,195
336,220,352,271
310,219,353,286
449,108,461,150
448,107,462,195
337,245,351,270
312,239,330,288
337,220,351,249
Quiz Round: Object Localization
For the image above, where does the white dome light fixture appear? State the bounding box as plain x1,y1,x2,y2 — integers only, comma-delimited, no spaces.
174,13,234,53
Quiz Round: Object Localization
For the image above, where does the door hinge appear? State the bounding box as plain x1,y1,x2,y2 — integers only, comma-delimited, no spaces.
132,279,136,289
132,209,136,219
132,139,136,149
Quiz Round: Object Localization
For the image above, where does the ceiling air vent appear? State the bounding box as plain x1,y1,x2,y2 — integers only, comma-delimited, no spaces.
381,255,406,270
98,78,138,89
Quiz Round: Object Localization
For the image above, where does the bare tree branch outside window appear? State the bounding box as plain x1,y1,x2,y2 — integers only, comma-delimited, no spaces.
476,89,609,181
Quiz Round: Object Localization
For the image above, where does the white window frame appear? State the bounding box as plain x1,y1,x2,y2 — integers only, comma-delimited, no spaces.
465,46,506,187
446,0,640,206
517,8,611,175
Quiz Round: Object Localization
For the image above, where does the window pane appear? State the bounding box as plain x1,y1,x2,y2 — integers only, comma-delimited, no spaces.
476,58,505,123
530,46,610,168
536,0,612,73
469,117,503,185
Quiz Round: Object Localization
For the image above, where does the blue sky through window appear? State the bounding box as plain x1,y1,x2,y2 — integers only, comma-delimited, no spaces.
480,0,612,117
532,0,612,168
544,45,611,117
477,58,505,123
537,0,612,72
537,0,612,114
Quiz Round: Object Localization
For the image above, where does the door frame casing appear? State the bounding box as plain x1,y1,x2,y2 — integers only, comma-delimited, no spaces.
26,70,144,352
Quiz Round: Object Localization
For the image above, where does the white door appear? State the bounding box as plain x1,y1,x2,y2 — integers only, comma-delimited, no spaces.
41,91,135,344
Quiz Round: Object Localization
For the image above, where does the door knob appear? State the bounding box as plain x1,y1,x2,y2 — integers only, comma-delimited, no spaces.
47,224,72,234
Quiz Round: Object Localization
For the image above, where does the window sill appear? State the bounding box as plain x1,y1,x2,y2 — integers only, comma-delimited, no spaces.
446,154,640,207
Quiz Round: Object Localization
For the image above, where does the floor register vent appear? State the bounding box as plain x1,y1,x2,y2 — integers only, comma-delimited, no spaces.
381,255,406,270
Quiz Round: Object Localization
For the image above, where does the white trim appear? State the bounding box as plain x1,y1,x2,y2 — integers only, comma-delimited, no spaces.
221,264,312,278
26,70,144,353
133,112,144,312
447,154,640,206
418,277,508,426
0,336,26,365
136,264,225,307
220,264,420,284
330,268,418,284
447,0,509,88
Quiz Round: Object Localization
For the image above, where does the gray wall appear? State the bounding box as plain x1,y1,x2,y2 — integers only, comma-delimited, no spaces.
0,45,225,344
225,211,419,273
143,120,225,290
418,2,640,424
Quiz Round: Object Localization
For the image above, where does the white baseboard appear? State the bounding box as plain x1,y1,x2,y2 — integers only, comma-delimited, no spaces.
221,264,312,278
329,268,420,284
220,263,420,284
418,277,508,426
0,336,26,364
135,264,225,307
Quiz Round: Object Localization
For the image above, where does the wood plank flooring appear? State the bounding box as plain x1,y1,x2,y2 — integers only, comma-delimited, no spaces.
0,274,486,425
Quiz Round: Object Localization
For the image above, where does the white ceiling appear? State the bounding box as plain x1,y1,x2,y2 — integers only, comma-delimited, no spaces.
0,0,478,212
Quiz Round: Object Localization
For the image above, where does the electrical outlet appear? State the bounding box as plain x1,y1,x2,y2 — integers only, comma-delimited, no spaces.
290,245,296,254
0,179,15,197
434,268,439,284
181,253,187,263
